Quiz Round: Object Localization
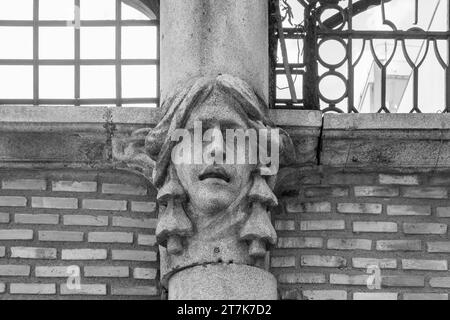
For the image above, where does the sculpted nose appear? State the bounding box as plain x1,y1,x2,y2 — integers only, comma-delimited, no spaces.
206,125,224,162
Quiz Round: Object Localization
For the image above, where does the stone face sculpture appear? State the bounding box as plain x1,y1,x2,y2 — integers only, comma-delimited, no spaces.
120,74,294,294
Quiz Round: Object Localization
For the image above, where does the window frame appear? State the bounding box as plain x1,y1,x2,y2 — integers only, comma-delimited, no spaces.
0,0,160,107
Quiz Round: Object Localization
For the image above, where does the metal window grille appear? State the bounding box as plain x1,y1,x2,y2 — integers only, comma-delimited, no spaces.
272,0,450,113
0,0,159,107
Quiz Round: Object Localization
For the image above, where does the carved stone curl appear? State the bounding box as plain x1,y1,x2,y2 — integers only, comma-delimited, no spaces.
117,74,295,290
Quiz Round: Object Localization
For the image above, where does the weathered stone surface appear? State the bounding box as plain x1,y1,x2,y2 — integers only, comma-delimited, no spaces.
168,264,277,300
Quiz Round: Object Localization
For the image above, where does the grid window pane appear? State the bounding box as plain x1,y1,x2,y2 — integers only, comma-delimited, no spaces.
39,66,75,99
122,2,154,20
81,66,116,98
39,0,75,21
81,27,115,59
80,0,116,20
122,26,157,59
0,0,33,20
122,65,157,98
0,66,33,99
39,27,74,59
0,27,33,59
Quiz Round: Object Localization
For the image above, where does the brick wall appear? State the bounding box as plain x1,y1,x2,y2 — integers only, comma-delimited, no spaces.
0,169,159,300
272,169,450,300
4,167,450,300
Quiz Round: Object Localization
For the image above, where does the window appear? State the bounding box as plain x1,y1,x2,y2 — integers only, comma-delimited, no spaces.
273,0,450,113
0,0,159,108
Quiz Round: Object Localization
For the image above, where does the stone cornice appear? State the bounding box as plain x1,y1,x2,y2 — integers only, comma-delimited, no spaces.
321,113,450,169
2,107,450,172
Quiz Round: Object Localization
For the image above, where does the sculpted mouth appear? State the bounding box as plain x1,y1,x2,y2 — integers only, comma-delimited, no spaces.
199,166,230,183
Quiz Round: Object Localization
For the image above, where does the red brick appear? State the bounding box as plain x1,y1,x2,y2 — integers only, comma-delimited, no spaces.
84,266,129,278
133,268,157,280
301,255,346,268
430,277,450,288
330,274,367,286
271,256,296,268
382,276,424,288
15,214,59,225
353,222,397,233
60,284,106,295
0,196,27,207
62,249,107,260
387,205,431,216
304,187,348,198
88,232,133,243
327,239,372,251
300,220,345,231
0,229,33,240
137,234,157,246
131,201,156,213
403,293,448,300
274,220,295,231
82,199,127,211
352,258,397,269
286,200,331,213
437,207,450,218
278,273,326,284
338,203,382,214
111,286,158,296
2,179,46,190
35,266,72,277
379,174,418,185
0,212,9,223
302,290,347,300
403,223,447,235
10,247,56,259
353,292,398,300
52,181,97,192
63,215,108,226
376,240,421,251
102,183,147,195
112,216,157,229
402,187,447,199
354,186,399,197
32,197,77,209
112,250,156,262
10,283,56,295
38,231,84,242
427,242,450,253
277,237,323,249
0,265,30,276
402,259,447,271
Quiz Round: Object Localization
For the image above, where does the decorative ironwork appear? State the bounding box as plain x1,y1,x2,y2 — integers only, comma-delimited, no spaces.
273,0,450,113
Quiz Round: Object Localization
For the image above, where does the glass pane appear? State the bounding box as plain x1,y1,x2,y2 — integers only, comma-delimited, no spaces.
39,66,74,99
122,65,157,98
39,0,75,20
0,66,33,99
122,26,157,59
0,0,33,20
81,66,115,98
0,27,33,59
39,27,74,59
122,104,157,108
81,27,115,59
80,0,116,20
122,2,155,20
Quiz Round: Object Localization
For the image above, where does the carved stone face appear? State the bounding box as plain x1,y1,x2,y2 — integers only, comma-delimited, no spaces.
173,91,256,215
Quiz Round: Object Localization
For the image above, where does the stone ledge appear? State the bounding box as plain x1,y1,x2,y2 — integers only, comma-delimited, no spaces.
322,114,450,168
0,107,322,169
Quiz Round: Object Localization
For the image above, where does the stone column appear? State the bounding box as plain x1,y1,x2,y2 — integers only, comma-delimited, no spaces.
159,0,277,300
160,0,269,104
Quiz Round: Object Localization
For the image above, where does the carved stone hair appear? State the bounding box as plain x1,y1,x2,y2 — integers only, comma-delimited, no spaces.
118,74,295,257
